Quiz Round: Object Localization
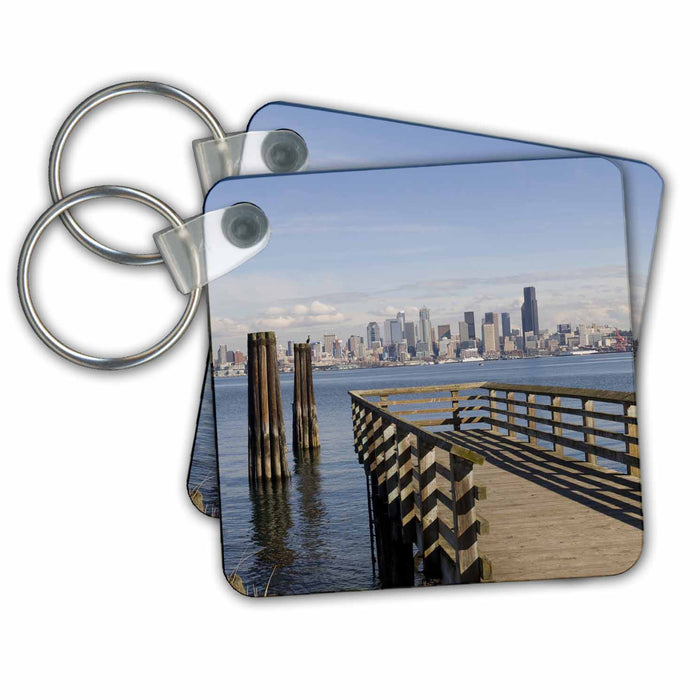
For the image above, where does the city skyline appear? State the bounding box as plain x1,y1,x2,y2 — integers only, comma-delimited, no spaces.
207,158,630,350
212,275,631,351
214,285,630,362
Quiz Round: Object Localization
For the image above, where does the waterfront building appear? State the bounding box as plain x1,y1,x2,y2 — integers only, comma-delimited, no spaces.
437,324,451,340
419,307,432,347
366,321,381,347
217,344,228,367
482,322,498,354
323,334,337,356
521,286,540,336
404,321,417,356
463,311,476,340
501,312,511,340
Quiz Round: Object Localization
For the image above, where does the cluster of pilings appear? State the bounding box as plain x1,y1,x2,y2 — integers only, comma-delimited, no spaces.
247,332,320,486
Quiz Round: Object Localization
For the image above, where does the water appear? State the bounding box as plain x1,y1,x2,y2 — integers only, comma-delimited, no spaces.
215,353,635,596
187,373,220,516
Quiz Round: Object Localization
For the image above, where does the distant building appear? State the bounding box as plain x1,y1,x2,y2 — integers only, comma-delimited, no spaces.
419,307,432,348
404,321,417,356
367,321,381,347
323,334,336,356
384,318,403,347
347,335,364,358
234,350,245,365
482,322,499,354
396,311,406,336
287,340,294,357
217,344,228,367
437,324,451,340
521,286,540,336
557,323,571,334
463,311,476,340
483,312,500,348
226,349,235,363
501,312,511,339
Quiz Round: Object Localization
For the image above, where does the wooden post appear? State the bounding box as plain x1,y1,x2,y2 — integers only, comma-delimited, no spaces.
507,391,516,437
527,393,538,446
583,399,597,466
293,343,321,455
451,389,461,431
488,389,499,434
551,395,564,454
247,331,289,485
448,453,480,583
624,402,639,478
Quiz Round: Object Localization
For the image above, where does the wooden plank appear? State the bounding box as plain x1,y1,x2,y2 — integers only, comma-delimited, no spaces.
447,429,642,582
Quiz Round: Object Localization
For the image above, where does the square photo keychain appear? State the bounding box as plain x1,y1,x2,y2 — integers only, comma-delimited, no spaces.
187,103,662,525
198,156,640,595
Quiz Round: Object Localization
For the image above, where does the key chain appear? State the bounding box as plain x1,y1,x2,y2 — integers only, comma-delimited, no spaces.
18,81,305,369
16,80,658,597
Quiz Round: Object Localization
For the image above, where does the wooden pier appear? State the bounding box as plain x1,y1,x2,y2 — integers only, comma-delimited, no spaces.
350,382,641,586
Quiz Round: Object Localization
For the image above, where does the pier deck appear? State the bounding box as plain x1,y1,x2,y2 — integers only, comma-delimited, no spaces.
447,429,641,581
350,381,642,586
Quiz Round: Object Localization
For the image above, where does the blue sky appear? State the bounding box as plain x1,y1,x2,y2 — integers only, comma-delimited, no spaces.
246,102,662,337
206,157,630,350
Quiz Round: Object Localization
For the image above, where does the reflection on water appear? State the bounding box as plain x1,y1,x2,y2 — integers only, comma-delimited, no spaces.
216,354,635,596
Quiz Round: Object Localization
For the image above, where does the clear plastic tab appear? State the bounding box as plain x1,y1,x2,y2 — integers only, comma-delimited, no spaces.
193,130,308,194
154,204,270,293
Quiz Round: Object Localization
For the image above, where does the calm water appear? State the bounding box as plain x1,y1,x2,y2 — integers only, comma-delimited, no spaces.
215,353,635,596
187,373,220,516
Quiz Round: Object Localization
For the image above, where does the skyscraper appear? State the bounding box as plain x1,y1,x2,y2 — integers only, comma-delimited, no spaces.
463,311,476,340
404,321,417,355
419,307,432,346
521,286,540,336
483,312,500,346
323,334,336,356
501,312,511,339
481,322,498,354
396,311,406,336
384,318,403,347
367,321,380,347
217,344,228,367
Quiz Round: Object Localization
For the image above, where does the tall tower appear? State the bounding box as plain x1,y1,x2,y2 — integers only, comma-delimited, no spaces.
463,311,476,339
521,286,540,336
419,307,432,346
366,321,380,346
483,312,500,345
501,312,511,338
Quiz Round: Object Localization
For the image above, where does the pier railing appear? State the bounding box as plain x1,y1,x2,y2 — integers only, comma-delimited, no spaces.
350,389,487,585
352,381,638,477
350,381,639,585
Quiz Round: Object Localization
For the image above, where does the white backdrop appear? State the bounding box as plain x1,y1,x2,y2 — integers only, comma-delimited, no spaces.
2,3,696,698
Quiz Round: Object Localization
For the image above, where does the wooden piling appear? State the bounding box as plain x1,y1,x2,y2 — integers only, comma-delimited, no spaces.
293,343,321,455
248,331,289,485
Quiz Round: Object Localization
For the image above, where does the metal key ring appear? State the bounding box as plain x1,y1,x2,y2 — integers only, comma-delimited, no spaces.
18,185,202,370
49,81,226,266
